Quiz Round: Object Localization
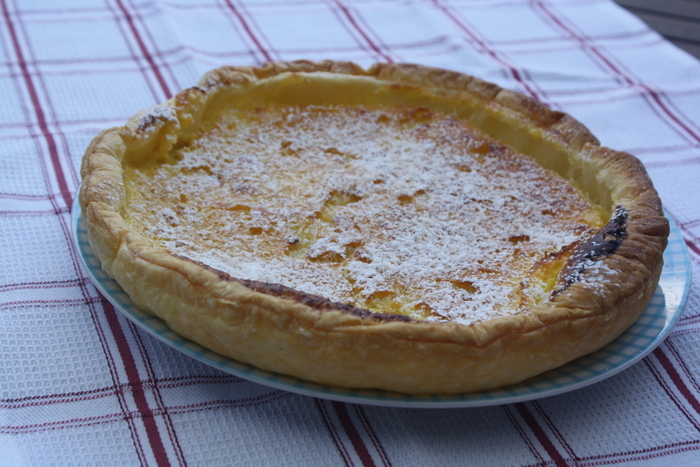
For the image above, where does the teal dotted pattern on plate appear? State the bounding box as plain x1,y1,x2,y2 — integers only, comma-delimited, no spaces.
71,195,690,408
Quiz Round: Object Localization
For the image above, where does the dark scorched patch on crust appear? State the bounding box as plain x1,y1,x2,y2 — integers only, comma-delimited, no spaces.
556,205,628,291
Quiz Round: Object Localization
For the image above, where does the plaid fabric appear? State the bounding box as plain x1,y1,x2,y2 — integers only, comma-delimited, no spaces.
1,0,700,465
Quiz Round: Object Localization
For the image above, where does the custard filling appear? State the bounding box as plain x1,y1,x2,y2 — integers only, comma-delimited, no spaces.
123,105,604,324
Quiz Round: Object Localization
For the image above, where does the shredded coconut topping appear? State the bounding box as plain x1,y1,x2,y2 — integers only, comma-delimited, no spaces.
123,105,603,324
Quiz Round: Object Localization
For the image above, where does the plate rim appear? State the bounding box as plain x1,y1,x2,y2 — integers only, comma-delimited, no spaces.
71,194,691,408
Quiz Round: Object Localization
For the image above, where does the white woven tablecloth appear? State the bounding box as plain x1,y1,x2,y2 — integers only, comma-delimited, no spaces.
2,0,700,465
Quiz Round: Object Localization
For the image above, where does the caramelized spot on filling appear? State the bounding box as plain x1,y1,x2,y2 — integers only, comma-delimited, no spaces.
450,280,478,294
509,235,530,245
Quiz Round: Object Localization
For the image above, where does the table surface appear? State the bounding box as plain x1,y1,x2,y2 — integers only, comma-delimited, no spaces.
2,1,700,466
615,0,700,59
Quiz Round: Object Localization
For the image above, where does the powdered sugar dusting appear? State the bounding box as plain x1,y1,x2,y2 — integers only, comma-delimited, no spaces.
124,105,603,324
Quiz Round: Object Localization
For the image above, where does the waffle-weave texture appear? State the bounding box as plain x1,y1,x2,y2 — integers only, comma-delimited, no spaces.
1,0,700,465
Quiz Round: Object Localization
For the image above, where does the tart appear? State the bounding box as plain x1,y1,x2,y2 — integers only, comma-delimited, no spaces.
79,61,669,394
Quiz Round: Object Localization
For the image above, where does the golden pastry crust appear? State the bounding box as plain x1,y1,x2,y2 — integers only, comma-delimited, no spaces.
79,61,669,394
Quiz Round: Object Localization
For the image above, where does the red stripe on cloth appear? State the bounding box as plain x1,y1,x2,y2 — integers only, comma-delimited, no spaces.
2,392,289,435
315,399,354,467
647,92,700,144
532,401,578,461
120,0,181,93
644,357,700,432
0,208,70,216
0,412,136,435
1,386,117,409
653,347,700,417
69,264,150,461
0,278,84,292
355,406,392,467
666,341,700,399
685,239,700,258
531,1,629,83
0,0,72,209
502,405,546,463
0,297,102,310
102,0,162,102
113,0,172,98
532,0,700,146
682,218,700,229
223,0,273,63
332,0,393,63
332,402,377,467
101,299,172,467
514,403,570,466
0,373,248,409
429,0,542,101
129,322,187,466
582,439,700,464
0,192,56,200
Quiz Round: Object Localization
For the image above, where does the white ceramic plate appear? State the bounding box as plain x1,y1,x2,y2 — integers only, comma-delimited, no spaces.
72,195,690,408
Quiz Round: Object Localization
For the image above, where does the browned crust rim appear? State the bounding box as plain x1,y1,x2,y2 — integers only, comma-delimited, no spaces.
79,60,670,392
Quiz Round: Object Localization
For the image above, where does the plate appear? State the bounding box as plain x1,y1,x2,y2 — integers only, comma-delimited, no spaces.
72,195,690,408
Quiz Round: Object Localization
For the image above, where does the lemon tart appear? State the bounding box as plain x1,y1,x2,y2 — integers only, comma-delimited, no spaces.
80,61,668,394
